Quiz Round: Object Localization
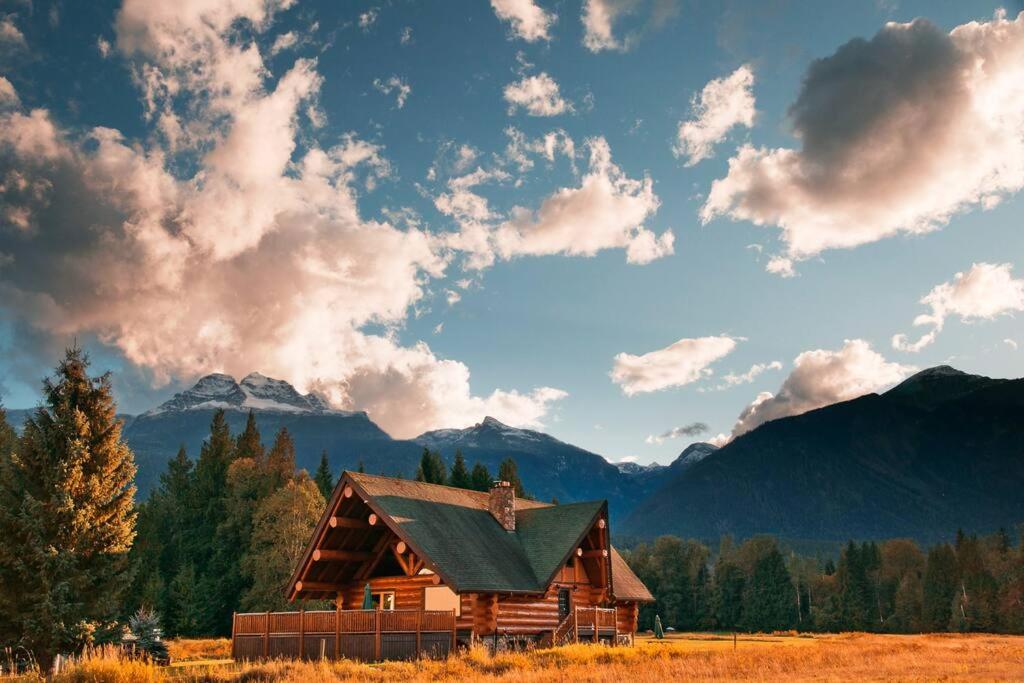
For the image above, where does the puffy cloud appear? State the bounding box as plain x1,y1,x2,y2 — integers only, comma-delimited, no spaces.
644,421,708,445
705,360,782,391
0,1,566,438
674,64,755,166
0,15,26,52
491,0,556,42
702,12,1024,273
504,127,576,173
373,75,411,109
581,0,679,52
726,340,914,439
0,76,18,108
270,31,297,55
504,73,572,116
492,137,669,264
893,262,1024,352
611,335,737,396
359,9,378,31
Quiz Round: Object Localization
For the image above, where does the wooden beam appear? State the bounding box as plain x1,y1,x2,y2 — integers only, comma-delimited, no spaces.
295,580,344,593
329,515,369,530
313,548,372,562
391,544,411,575
343,485,353,498
355,533,393,581
395,541,407,554
582,549,609,559
368,513,379,526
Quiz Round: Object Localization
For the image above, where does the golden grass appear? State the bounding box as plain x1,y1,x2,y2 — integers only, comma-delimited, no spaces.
165,639,231,663
13,633,1024,682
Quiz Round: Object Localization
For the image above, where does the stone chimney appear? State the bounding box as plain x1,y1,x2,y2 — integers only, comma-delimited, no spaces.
488,481,516,531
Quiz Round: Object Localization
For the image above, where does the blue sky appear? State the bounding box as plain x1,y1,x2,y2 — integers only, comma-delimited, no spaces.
1,0,1022,465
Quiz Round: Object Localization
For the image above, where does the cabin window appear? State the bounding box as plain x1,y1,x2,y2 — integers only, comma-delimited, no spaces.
423,585,460,616
372,591,396,610
558,588,571,620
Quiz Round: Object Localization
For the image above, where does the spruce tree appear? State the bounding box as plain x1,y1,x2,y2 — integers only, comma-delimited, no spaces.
922,544,958,631
314,451,335,500
713,561,746,630
498,457,525,496
449,449,471,489
838,542,874,630
470,461,492,491
266,426,296,490
742,545,796,631
235,410,264,465
415,448,447,484
0,348,137,664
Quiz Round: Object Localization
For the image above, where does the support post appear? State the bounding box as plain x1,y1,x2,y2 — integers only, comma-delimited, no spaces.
415,609,422,657
593,606,598,644
299,608,305,660
374,609,382,661
231,612,237,660
573,607,579,643
334,606,341,660
263,611,270,659
450,609,456,654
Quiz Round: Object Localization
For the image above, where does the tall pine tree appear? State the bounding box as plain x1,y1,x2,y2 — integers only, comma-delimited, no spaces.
498,457,525,496
449,449,471,489
470,461,492,491
265,426,296,491
0,348,137,664
415,448,447,484
314,451,334,500
922,543,958,631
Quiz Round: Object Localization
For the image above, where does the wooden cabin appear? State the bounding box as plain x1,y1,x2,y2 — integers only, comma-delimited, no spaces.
233,472,653,661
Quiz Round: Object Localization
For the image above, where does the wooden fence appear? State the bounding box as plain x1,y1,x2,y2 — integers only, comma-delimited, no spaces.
232,609,457,662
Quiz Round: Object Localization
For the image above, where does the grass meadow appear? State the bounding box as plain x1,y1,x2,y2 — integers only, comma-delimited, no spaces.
7,632,1023,682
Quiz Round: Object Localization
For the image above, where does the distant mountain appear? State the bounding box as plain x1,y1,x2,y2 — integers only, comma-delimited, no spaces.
4,372,659,517
415,416,660,518
623,367,1024,544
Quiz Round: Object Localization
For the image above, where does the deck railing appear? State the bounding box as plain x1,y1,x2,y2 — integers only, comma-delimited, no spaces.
232,609,456,662
552,607,619,646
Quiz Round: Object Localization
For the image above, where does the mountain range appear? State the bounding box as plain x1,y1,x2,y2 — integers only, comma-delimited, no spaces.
4,365,1022,544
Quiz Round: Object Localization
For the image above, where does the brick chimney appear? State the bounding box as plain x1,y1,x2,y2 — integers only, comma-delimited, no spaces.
488,481,516,531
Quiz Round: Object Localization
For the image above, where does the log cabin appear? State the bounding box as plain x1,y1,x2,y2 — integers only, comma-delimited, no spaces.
267,471,653,656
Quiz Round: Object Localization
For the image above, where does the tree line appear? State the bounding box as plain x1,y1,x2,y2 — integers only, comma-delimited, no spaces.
624,531,1024,634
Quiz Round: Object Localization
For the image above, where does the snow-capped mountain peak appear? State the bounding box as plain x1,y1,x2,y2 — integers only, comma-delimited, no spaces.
148,372,353,416
415,415,558,451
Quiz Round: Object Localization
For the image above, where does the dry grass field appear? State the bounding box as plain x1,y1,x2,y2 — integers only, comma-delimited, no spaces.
9,632,1023,682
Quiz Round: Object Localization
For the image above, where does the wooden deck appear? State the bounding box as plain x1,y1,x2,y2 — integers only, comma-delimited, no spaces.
231,609,457,662
554,607,626,646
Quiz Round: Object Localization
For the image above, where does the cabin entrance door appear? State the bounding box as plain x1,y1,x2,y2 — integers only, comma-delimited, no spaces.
557,588,571,621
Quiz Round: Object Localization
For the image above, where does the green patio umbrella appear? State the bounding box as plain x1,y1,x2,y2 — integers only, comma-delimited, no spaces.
362,583,374,610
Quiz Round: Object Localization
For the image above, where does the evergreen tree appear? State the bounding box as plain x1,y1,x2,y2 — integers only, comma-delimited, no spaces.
838,542,875,630
314,451,334,500
497,457,525,496
235,410,264,465
241,474,324,611
449,449,471,489
951,533,999,632
470,461,492,491
713,561,746,630
0,348,137,664
922,544,958,631
167,563,203,637
415,448,447,484
742,545,796,631
357,460,365,473
266,426,296,490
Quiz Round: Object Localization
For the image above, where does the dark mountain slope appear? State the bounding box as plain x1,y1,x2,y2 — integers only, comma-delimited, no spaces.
623,368,1024,544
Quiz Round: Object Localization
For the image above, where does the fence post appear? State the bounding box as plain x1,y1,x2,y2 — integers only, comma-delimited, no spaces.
415,610,422,657
263,611,270,659
573,607,579,643
299,609,305,660
450,609,456,655
374,609,382,661
334,606,341,660
593,607,598,644
231,612,237,660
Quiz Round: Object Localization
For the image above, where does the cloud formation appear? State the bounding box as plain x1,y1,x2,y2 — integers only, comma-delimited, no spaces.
726,340,914,439
491,0,556,42
611,335,737,396
644,421,708,445
504,73,572,116
893,262,1024,352
582,0,679,52
373,75,411,109
702,12,1024,273
705,360,782,391
674,64,755,166
0,0,567,438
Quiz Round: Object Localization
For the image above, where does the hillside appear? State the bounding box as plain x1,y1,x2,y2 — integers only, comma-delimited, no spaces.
622,367,1024,544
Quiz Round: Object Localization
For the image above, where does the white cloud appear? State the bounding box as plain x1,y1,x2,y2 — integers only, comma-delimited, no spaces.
0,0,567,439
726,340,914,439
893,262,1024,352
491,0,556,42
97,36,112,58
492,137,669,264
674,64,755,166
504,127,576,173
706,360,782,391
373,75,411,109
270,30,297,55
644,421,708,445
1005,338,1018,350
581,0,679,52
611,335,737,396
0,16,26,51
0,77,18,108
400,27,413,45
504,73,572,116
359,9,378,31
702,12,1024,275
